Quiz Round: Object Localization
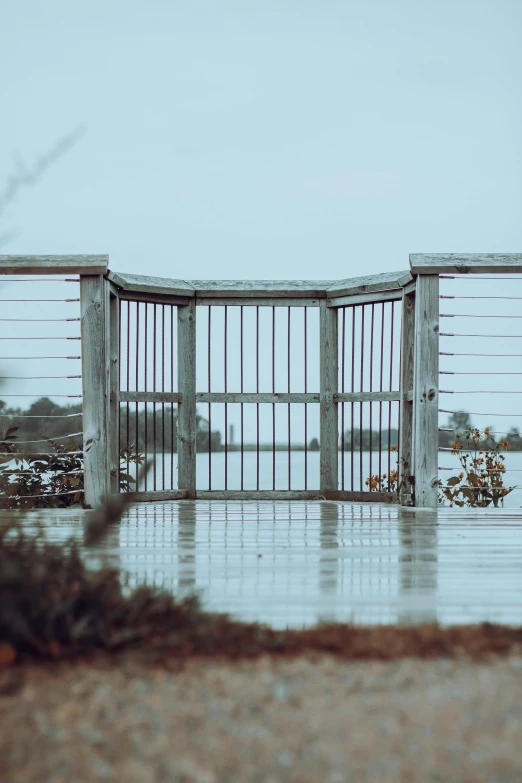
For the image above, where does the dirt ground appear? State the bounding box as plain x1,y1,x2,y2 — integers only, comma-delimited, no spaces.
3,654,522,783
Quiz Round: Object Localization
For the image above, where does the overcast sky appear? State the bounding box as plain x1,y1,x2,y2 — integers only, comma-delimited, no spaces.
1,2,522,497
2,0,521,279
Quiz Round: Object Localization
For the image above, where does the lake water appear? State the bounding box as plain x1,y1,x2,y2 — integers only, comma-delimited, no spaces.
133,449,522,508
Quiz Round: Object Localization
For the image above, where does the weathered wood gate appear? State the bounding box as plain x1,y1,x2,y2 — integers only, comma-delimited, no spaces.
106,270,417,506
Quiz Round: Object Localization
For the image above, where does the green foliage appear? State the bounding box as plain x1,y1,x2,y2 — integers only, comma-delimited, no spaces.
0,428,144,509
438,428,515,508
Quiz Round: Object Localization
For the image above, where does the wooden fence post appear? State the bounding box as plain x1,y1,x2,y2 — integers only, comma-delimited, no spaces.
177,302,197,498
80,275,110,507
399,287,415,505
109,290,120,494
412,274,439,507
320,300,338,494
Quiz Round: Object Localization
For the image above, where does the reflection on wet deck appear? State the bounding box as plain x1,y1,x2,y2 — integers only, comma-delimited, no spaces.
13,501,522,629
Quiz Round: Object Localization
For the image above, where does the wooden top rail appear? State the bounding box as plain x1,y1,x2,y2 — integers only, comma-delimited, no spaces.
0,255,108,275
410,254,522,275
108,269,413,300
326,269,412,297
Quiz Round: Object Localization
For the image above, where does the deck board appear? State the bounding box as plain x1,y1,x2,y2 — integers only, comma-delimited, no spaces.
6,501,522,629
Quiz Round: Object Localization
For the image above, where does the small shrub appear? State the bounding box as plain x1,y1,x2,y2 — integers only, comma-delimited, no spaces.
0,427,144,509
365,445,398,492
0,510,207,659
438,428,515,508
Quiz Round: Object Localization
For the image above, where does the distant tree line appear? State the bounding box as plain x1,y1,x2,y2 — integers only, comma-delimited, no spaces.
0,398,222,453
438,411,522,450
340,411,522,451
2,400,521,454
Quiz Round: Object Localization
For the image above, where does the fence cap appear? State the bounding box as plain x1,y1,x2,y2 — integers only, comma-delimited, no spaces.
410,254,522,275
0,255,108,275
326,270,412,298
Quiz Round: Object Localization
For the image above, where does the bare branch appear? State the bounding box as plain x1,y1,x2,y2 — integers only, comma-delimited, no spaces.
0,125,87,242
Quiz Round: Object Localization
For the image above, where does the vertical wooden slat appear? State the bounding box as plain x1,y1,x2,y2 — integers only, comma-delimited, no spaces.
412,274,439,507
399,287,415,505
109,290,120,494
320,300,338,493
177,301,196,497
80,275,110,507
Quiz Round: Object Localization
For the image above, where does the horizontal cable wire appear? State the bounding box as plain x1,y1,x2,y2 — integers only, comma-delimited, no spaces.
1,470,83,476
439,447,513,453
0,299,80,302
0,432,83,444
439,429,517,436
0,337,81,340
0,278,79,282
441,334,522,338
0,413,82,418
440,352,522,357
439,467,522,472
0,394,82,398
6,451,83,456
0,375,81,379
0,356,81,360
440,408,522,417
440,275,522,280
441,390,522,394
0,318,80,322
441,314,522,319
440,295,522,300
18,493,83,499
440,371,522,375
438,486,512,491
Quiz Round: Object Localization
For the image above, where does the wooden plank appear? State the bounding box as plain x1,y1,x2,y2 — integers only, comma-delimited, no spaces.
195,297,320,307
177,302,197,498
334,391,402,403
109,291,120,494
323,490,398,504
193,490,398,502
327,290,402,308
0,255,108,275
130,490,188,502
120,391,181,403
326,270,412,298
80,275,110,507
118,290,192,306
320,300,338,493
195,490,324,500
189,280,334,298
108,271,196,298
399,289,415,505
412,275,439,507
196,392,320,404
410,253,522,275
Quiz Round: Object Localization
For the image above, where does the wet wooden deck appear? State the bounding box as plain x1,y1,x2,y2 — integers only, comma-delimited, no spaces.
11,501,522,629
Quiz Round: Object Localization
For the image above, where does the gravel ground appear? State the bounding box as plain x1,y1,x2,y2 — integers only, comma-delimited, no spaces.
3,655,522,783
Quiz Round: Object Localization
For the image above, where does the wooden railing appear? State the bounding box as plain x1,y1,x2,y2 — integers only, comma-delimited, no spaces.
2,253,521,507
